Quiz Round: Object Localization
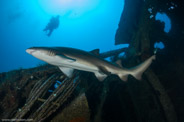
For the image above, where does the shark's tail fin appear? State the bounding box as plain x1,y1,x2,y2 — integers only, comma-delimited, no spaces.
117,55,156,81
130,55,156,80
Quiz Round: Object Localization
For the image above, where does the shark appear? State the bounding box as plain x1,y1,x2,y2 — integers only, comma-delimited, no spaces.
26,47,156,81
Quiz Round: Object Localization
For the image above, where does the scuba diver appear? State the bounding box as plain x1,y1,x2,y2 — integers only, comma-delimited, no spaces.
43,15,60,37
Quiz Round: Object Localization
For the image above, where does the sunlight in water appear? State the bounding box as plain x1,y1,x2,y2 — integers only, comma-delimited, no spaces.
0,0,125,72
38,0,101,16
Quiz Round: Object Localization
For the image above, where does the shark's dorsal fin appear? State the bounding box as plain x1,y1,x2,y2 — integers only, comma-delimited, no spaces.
57,54,76,62
90,49,100,56
59,67,74,78
115,59,123,68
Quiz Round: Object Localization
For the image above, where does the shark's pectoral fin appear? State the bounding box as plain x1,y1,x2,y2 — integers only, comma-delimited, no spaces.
99,66,111,75
94,72,107,81
59,67,74,78
57,54,76,62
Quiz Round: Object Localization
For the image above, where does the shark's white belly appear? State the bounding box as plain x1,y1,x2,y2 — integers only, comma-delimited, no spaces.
47,56,99,73
63,62,98,73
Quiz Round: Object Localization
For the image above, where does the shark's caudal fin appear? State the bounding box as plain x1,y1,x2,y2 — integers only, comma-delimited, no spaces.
129,55,156,80
117,55,156,81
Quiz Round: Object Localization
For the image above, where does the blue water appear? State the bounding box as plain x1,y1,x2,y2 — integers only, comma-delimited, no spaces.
0,0,126,73
154,42,165,49
155,12,171,33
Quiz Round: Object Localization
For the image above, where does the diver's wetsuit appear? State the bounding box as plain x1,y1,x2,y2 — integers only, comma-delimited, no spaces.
43,15,60,37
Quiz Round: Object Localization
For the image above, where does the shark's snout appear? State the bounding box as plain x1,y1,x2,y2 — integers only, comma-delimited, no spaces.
26,48,36,55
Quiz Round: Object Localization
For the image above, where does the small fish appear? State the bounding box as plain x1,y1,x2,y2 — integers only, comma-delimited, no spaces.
26,47,155,81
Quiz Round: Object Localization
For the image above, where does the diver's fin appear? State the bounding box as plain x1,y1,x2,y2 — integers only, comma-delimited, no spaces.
130,55,156,80
115,59,123,68
99,66,111,75
90,49,100,56
57,54,76,62
94,72,107,81
59,67,74,78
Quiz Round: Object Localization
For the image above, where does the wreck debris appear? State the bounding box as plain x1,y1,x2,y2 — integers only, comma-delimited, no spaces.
51,93,90,122
114,0,183,121
145,69,177,122
13,71,82,121
115,0,143,45
99,47,128,58
37,98,60,107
